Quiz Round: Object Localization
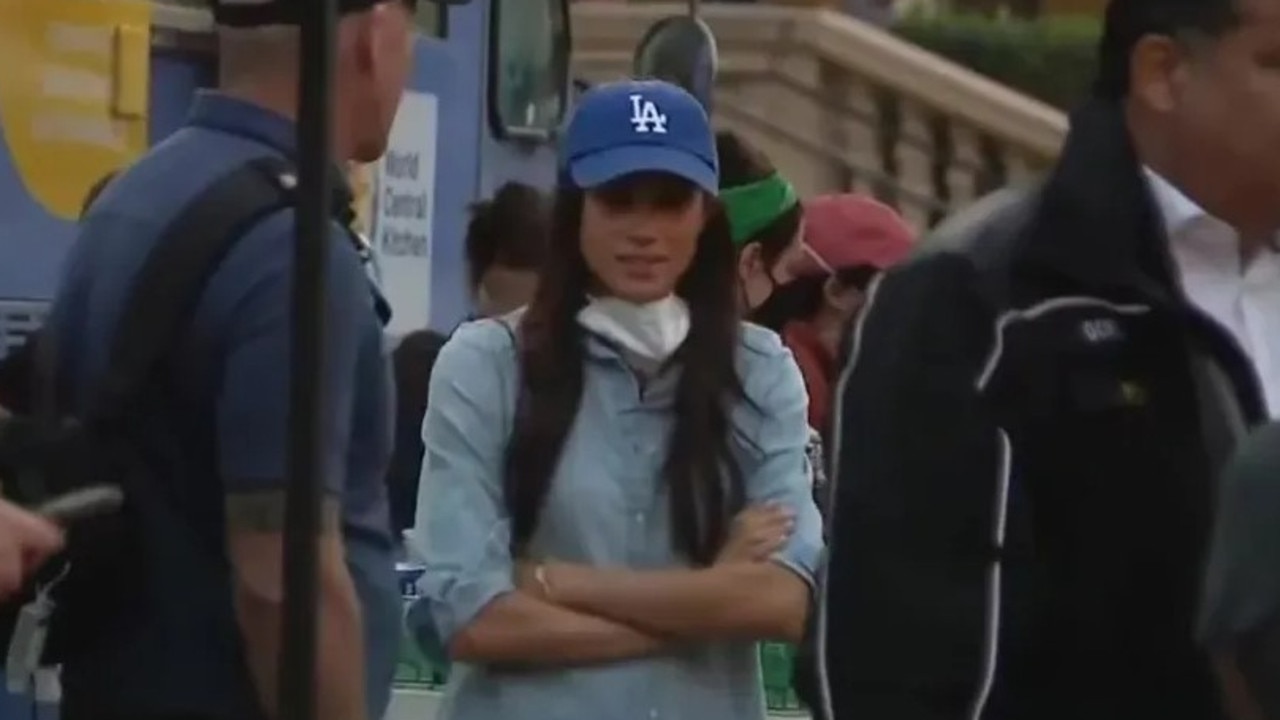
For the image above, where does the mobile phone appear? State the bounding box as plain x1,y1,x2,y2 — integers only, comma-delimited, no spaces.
36,485,124,526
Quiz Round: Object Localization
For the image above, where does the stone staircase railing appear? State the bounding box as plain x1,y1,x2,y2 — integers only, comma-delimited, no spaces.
572,1,1068,228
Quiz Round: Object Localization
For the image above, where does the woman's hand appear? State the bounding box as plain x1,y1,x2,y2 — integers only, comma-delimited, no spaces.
716,503,794,565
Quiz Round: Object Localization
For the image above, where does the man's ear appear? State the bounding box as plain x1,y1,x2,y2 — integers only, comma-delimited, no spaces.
1130,34,1188,114
340,10,377,75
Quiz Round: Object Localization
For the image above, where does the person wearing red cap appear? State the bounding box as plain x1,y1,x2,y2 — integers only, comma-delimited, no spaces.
754,194,913,720
754,193,914,433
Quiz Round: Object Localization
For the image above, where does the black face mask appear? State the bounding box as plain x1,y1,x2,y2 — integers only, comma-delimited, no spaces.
750,276,823,333
749,265,880,333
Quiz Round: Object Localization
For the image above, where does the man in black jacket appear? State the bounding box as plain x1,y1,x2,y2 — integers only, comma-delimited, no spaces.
818,0,1280,718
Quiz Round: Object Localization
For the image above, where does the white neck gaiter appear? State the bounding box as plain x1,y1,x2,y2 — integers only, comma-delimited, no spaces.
577,295,691,363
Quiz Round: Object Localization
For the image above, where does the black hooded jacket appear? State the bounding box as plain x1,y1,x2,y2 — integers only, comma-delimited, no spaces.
818,99,1265,720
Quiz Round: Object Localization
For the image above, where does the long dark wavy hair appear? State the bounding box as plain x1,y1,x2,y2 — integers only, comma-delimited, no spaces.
503,173,747,565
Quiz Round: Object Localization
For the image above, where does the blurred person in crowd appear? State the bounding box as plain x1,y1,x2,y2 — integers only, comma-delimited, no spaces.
44,0,416,718
717,131,808,313
387,329,446,538
386,182,550,539
755,195,912,719
0,171,113,610
411,79,822,720
717,133,816,502
819,0,1280,717
753,193,914,433
466,181,549,317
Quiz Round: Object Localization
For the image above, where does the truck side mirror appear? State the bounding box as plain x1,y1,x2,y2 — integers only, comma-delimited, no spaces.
633,16,718,113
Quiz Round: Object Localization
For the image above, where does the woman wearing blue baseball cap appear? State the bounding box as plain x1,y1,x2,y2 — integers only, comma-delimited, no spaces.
410,79,823,719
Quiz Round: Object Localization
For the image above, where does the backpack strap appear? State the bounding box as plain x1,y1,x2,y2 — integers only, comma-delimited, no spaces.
88,155,297,429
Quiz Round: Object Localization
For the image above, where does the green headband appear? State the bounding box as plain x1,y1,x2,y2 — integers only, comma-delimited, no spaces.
721,173,799,247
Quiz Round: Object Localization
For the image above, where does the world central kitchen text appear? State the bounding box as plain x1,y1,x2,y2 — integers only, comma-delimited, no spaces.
380,149,430,257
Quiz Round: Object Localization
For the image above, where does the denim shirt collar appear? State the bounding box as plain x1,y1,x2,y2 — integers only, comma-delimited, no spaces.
583,332,681,407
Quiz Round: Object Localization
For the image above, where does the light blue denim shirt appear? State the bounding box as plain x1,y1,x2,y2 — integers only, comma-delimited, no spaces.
412,315,824,720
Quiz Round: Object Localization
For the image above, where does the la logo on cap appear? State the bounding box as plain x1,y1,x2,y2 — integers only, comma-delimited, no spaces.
628,94,667,134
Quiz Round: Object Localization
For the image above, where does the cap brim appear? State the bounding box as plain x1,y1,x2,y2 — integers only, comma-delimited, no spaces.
569,145,717,195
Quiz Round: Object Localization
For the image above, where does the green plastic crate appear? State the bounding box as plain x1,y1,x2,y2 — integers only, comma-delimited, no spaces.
394,625,450,689
394,598,451,690
759,641,805,715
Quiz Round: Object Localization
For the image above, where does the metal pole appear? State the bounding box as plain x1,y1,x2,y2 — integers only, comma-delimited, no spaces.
279,0,336,717
689,0,699,16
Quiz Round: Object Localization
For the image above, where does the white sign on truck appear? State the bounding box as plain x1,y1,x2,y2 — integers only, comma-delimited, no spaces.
371,90,438,337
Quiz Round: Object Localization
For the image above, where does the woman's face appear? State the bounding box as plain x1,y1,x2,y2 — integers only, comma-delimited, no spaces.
579,174,707,303
737,218,808,311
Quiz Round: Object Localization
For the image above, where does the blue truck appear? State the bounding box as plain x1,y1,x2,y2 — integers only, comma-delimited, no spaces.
0,0,576,352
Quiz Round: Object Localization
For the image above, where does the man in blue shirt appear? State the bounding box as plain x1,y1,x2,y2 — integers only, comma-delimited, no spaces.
48,1,415,719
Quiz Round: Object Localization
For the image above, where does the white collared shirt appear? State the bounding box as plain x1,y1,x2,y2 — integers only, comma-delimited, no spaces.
1143,168,1280,416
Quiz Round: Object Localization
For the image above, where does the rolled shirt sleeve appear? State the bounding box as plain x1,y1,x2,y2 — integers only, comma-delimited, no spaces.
411,320,518,644
736,327,826,587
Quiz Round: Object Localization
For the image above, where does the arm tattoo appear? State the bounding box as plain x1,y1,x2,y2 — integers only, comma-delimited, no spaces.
225,490,340,533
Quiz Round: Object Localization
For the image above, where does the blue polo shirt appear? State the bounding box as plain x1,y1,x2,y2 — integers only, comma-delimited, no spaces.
49,92,400,720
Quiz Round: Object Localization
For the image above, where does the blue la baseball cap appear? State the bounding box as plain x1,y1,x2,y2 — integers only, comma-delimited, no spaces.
563,80,718,194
